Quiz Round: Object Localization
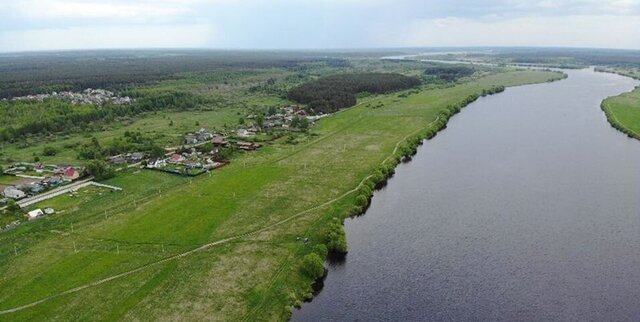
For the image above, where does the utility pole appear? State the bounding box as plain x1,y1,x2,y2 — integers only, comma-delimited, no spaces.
14,245,17,256
73,241,77,253
117,244,120,254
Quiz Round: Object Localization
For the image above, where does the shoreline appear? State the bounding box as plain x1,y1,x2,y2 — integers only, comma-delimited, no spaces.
289,70,568,320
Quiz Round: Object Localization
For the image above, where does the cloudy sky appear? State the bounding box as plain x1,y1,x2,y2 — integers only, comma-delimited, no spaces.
0,0,639,52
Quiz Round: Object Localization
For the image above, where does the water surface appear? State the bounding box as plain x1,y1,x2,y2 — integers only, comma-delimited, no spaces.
292,69,640,321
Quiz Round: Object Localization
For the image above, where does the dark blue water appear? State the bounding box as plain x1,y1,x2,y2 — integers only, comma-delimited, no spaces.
292,69,640,321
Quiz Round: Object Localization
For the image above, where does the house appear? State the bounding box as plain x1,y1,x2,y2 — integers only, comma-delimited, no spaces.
237,142,261,151
3,186,26,199
212,136,228,146
127,152,146,163
236,129,253,138
42,176,63,187
184,134,198,145
150,159,167,168
21,183,44,194
107,155,126,165
27,209,44,220
62,167,80,181
170,154,185,163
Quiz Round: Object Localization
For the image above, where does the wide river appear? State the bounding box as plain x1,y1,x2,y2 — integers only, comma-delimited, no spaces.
292,68,640,321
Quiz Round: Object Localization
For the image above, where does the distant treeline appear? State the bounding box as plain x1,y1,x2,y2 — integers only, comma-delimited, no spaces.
0,50,352,99
494,48,640,67
0,90,205,142
424,66,475,82
288,73,421,114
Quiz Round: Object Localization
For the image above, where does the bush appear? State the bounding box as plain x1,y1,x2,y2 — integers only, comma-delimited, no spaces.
325,219,348,253
300,253,325,279
42,145,58,156
313,244,328,259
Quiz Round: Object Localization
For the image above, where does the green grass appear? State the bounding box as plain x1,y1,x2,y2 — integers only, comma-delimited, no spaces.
0,69,563,321
602,87,640,139
0,108,245,166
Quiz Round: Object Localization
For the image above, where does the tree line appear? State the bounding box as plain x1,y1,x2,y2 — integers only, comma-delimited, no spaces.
287,73,421,114
0,90,206,142
424,66,476,82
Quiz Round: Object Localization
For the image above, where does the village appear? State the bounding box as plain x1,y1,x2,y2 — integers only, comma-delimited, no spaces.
7,88,134,105
1,104,325,226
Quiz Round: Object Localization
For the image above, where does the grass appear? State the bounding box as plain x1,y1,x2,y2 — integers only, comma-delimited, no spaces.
0,69,563,321
602,86,640,139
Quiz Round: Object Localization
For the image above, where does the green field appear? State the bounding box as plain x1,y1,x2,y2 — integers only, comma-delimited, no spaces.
0,69,562,321
602,87,640,139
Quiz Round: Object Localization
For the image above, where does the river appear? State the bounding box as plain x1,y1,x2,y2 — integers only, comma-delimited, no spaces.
292,68,640,321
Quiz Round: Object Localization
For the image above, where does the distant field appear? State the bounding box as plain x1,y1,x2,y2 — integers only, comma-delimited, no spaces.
0,68,562,321
602,87,640,139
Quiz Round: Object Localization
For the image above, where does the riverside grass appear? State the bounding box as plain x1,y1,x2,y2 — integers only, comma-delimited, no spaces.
0,69,563,321
602,86,640,140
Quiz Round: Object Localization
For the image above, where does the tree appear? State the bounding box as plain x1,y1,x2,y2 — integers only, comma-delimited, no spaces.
255,114,265,129
300,253,325,279
85,160,115,180
238,117,245,125
149,144,165,158
298,118,309,129
5,199,21,215
43,145,58,156
267,106,277,115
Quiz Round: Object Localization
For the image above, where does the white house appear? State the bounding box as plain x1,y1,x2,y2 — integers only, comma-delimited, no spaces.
27,209,44,220
3,186,26,199
236,129,253,138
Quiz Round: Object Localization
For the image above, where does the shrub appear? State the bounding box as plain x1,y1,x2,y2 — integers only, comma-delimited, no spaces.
313,244,328,259
42,145,58,156
300,253,325,279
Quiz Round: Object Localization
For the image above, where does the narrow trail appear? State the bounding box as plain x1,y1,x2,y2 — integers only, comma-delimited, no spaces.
0,111,440,316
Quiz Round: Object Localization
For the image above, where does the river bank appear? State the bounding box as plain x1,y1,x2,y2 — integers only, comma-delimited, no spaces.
292,68,640,321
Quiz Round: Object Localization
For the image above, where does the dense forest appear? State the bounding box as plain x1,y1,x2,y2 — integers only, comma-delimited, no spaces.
0,50,354,99
0,90,206,142
288,73,421,114
493,48,640,67
424,65,476,82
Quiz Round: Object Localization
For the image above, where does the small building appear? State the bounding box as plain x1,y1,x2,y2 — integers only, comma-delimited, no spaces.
44,208,55,215
128,152,146,163
62,167,80,181
212,136,228,146
107,155,126,165
237,142,262,151
3,186,26,199
184,134,198,145
42,176,63,187
170,154,185,163
27,209,44,220
236,129,253,138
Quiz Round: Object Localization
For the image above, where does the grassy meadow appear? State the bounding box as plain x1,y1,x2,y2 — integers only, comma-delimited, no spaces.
602,87,640,139
0,69,563,321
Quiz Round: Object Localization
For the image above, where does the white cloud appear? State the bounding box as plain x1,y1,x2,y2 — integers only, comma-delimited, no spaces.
0,23,215,51
14,0,197,19
399,14,640,49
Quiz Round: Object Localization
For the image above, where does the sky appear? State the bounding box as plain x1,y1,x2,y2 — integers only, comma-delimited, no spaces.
0,0,639,52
